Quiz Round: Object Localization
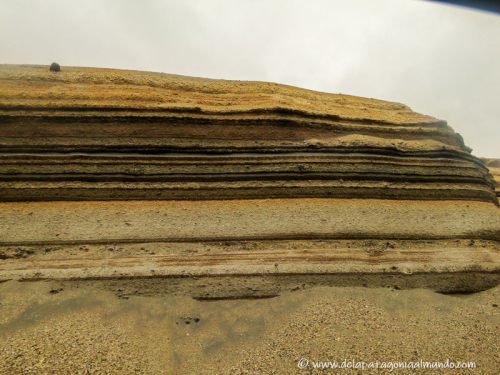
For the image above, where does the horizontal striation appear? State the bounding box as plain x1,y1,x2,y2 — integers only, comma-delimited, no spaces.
0,114,467,154
0,65,444,126
0,153,496,202
1,65,499,287
0,65,471,155
0,65,496,204
2,239,500,289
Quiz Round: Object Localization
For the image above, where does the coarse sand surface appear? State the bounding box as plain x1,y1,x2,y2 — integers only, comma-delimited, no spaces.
1,280,498,374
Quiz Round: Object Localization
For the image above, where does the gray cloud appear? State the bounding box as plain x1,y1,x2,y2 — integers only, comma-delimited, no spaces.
1,0,499,157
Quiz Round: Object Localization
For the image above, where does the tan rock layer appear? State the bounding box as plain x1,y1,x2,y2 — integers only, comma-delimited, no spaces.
2,239,500,295
1,199,500,292
2,199,499,244
0,65,448,125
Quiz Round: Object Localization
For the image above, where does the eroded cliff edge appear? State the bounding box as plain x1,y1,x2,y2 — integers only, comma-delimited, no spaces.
0,65,499,295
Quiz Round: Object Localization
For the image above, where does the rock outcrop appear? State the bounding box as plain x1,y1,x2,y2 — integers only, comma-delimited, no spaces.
1,65,499,295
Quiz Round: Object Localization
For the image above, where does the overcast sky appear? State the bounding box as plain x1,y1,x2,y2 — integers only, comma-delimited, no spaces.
1,0,499,157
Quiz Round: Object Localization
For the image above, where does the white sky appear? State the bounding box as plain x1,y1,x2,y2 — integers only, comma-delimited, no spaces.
1,0,499,157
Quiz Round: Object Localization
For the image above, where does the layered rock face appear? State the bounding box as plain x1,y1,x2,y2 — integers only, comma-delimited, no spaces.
0,65,497,203
0,65,499,295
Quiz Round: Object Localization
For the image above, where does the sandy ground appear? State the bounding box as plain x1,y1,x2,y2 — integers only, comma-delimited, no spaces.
0,280,499,374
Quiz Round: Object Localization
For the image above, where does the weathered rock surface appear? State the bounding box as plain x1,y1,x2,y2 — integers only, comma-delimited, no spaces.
0,65,496,203
0,65,499,294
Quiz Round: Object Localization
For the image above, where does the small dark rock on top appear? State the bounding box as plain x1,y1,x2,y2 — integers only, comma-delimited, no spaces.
50,63,61,72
